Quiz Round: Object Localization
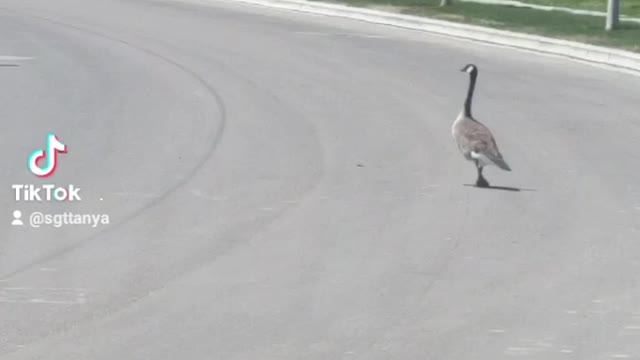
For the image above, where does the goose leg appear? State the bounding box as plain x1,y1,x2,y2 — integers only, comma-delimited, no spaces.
475,160,490,188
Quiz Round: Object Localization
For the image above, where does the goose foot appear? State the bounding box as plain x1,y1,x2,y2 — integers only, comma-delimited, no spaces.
474,162,490,188
475,177,490,188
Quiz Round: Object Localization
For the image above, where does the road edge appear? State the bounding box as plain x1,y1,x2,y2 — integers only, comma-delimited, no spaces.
207,0,640,74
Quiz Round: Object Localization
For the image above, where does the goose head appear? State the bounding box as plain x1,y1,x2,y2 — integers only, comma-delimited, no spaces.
460,64,478,75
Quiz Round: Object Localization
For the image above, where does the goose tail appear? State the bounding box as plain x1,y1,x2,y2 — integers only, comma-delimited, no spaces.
492,157,511,171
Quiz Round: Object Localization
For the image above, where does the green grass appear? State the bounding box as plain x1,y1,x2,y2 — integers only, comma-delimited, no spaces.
519,0,640,17
313,0,640,52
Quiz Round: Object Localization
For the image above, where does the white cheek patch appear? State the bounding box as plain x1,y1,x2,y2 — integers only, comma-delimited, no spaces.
466,67,475,73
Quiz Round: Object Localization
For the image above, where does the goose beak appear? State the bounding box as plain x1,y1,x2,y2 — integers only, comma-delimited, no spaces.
460,67,466,72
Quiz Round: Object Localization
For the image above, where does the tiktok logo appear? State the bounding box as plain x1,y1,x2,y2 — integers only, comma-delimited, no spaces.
28,134,67,178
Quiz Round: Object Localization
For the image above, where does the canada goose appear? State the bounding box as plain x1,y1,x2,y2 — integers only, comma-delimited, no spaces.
452,64,511,188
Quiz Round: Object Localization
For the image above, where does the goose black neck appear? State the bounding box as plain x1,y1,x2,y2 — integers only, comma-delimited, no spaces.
464,72,477,118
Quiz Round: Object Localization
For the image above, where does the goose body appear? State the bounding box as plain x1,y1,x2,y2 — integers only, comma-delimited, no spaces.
452,64,510,187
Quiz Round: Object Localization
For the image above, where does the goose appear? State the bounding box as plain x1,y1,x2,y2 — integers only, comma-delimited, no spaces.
452,64,511,188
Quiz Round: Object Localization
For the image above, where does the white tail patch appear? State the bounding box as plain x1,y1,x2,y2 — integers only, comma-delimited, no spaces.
470,151,497,167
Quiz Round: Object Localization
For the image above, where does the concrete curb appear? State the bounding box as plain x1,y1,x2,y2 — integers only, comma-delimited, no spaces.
213,0,640,73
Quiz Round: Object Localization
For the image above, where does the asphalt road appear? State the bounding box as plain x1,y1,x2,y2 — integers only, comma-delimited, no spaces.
1,0,640,358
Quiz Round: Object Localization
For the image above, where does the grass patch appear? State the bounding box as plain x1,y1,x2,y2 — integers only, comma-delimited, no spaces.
407,2,640,51
312,0,640,52
519,0,640,17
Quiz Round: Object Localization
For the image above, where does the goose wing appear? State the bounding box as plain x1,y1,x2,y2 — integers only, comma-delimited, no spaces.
458,119,511,170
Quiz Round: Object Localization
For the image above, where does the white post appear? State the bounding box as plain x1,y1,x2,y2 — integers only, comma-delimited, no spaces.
606,0,620,31
440,0,452,6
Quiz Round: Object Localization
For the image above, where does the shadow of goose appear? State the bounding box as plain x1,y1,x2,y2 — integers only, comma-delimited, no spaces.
463,184,537,192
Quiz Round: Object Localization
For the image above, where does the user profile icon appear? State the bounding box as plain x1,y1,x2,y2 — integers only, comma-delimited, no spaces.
12,210,23,226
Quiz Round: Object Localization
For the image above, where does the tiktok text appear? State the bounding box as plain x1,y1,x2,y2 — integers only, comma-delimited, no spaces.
13,184,82,202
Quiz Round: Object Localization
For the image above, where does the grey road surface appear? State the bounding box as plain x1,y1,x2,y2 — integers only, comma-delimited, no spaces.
1,0,640,358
